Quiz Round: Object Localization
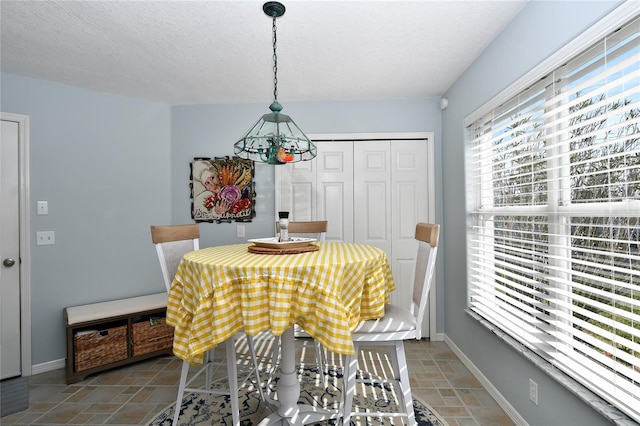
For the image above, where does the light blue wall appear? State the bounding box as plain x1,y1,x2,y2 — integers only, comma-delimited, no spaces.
441,1,624,425
1,73,172,365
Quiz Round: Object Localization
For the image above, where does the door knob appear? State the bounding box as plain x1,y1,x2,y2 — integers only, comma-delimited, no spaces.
3,258,16,267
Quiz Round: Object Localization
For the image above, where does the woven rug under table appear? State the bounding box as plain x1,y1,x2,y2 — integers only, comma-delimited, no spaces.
149,364,448,426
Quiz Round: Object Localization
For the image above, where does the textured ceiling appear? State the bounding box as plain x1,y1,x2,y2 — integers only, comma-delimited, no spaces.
0,1,528,105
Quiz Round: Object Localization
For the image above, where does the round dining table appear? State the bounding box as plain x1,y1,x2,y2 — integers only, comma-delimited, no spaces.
166,241,395,425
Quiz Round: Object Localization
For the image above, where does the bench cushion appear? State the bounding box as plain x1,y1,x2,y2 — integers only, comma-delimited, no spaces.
66,292,168,326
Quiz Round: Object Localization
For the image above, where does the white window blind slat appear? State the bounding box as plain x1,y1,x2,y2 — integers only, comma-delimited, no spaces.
470,267,640,347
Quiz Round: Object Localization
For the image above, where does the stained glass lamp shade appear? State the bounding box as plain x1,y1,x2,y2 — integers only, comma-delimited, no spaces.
233,1,316,165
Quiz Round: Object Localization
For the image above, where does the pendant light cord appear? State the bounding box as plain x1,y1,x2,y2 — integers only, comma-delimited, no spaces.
272,16,278,103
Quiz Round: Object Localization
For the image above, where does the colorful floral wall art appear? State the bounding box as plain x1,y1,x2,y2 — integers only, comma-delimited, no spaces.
190,157,255,223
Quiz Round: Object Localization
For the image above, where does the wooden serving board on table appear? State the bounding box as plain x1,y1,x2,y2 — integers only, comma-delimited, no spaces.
248,244,320,255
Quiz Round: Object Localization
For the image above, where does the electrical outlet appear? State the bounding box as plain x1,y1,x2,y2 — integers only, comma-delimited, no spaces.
36,231,55,246
529,378,538,405
236,225,245,238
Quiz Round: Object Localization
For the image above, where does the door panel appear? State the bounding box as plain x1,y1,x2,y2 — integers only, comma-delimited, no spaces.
275,154,316,224
354,141,391,253
316,142,353,242
291,182,314,221
391,140,430,310
276,141,354,242
363,182,387,240
1,119,22,379
321,182,348,241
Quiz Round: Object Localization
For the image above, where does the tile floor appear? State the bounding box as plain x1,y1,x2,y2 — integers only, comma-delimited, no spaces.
1,336,515,426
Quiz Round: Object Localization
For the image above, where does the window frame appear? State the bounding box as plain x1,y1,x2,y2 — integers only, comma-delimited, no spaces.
465,2,640,423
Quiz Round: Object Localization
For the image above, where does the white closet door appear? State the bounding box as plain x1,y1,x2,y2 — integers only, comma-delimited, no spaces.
275,155,316,224
390,140,430,310
313,141,354,242
354,140,391,254
275,141,354,242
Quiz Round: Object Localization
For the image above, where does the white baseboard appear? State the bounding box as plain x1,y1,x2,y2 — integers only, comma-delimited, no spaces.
31,358,65,376
443,335,528,426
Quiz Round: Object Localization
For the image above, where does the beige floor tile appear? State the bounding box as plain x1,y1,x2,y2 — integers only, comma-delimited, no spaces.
455,389,482,406
83,402,122,414
69,411,97,424
86,412,113,424
432,405,472,418
31,403,90,424
412,387,447,406
103,403,158,425
467,406,515,426
446,373,484,389
28,385,71,404
451,417,480,426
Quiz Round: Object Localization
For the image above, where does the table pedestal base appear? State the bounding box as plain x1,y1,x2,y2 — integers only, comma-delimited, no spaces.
259,405,341,426
258,328,340,426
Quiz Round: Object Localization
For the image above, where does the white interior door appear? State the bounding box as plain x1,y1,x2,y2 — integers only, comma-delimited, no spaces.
275,154,316,225
276,141,354,242
389,140,431,311
315,142,354,242
354,141,391,254
1,118,22,379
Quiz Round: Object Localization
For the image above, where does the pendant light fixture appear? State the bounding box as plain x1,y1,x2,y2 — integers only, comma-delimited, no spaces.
234,1,316,165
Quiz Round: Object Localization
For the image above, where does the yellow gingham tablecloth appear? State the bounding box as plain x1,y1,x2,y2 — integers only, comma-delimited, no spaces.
166,241,395,364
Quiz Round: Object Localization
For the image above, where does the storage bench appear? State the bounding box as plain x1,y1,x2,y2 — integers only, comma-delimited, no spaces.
65,292,174,384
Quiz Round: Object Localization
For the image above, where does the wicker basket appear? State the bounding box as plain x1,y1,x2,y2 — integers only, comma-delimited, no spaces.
131,317,174,356
74,325,128,372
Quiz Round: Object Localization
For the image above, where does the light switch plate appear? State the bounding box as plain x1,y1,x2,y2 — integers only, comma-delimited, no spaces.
37,231,55,245
37,201,48,215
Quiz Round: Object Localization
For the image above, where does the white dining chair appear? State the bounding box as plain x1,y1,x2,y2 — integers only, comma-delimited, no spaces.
273,220,329,383
341,222,440,426
150,224,266,426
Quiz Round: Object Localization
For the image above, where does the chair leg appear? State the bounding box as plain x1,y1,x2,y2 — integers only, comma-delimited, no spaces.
246,335,267,403
172,336,264,426
173,360,191,426
225,339,241,426
341,343,359,426
271,335,281,367
341,342,415,426
314,340,326,384
394,341,416,425
266,335,281,393
204,348,214,391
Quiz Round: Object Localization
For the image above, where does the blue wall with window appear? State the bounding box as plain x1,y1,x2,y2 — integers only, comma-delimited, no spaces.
442,1,627,425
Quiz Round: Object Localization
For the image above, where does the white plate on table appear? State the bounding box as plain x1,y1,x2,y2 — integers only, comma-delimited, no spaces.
248,237,317,249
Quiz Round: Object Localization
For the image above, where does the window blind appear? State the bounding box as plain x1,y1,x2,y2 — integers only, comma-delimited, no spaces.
467,14,640,422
